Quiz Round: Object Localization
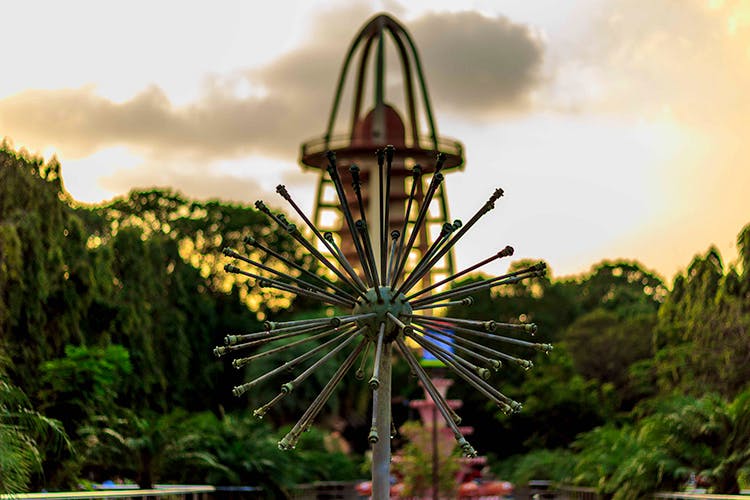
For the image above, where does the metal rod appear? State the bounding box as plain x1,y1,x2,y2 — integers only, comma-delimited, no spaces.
411,269,543,308
386,230,400,286
350,164,368,226
371,341,392,499
276,184,366,292
347,164,377,286
396,335,463,427
410,263,546,307
356,340,372,380
406,326,490,375
279,336,368,450
264,313,375,332
243,235,359,301
408,331,520,414
406,246,514,301
356,219,382,291
223,247,357,304
396,222,454,294
231,326,358,397
391,171,444,287
323,232,369,292
385,312,411,333
411,297,473,311
369,322,386,390
281,220,367,297
296,334,369,432
413,314,540,336
391,165,422,287
231,326,347,369
415,317,551,354
395,337,476,457
287,327,364,389
226,264,354,308
411,319,535,370
403,188,504,290
382,145,394,285
254,200,362,295
226,323,351,361
377,148,385,284
217,322,338,356
398,220,460,296
258,276,353,309
394,336,461,425
253,391,287,419
410,323,496,376
326,151,373,286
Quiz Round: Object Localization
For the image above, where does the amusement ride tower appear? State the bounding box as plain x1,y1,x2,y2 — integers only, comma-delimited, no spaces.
299,14,464,290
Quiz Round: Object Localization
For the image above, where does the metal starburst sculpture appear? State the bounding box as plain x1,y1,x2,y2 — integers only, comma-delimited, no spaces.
214,147,550,497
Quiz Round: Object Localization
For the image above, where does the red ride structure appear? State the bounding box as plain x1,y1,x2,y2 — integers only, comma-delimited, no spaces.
299,13,464,290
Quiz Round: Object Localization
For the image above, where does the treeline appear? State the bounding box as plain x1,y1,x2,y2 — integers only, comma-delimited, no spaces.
1,143,749,497
0,145,359,494
454,223,750,494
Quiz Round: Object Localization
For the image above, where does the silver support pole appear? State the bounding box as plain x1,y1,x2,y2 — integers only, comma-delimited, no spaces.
371,342,392,500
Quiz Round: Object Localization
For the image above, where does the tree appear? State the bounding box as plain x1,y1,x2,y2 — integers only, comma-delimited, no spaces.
652,241,750,398
0,349,69,493
563,309,655,408
79,409,228,489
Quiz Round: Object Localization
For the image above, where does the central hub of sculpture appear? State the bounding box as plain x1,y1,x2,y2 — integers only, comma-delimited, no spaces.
353,286,412,341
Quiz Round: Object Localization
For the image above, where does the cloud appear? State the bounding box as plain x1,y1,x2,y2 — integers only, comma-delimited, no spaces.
0,7,545,164
410,11,544,115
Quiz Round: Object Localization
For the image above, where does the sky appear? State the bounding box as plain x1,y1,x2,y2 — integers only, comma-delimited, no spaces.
2,0,749,282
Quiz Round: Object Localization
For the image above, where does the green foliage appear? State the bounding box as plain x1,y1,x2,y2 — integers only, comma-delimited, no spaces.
563,309,655,407
2,141,750,495
492,448,575,485
568,389,750,497
651,245,750,397
0,349,70,493
394,420,460,497
39,344,132,427
79,409,230,489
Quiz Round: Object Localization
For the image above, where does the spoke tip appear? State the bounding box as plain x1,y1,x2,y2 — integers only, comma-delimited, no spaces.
368,428,379,444
369,377,380,390
224,263,239,273
390,229,400,239
222,247,239,258
499,246,514,258
525,323,538,335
